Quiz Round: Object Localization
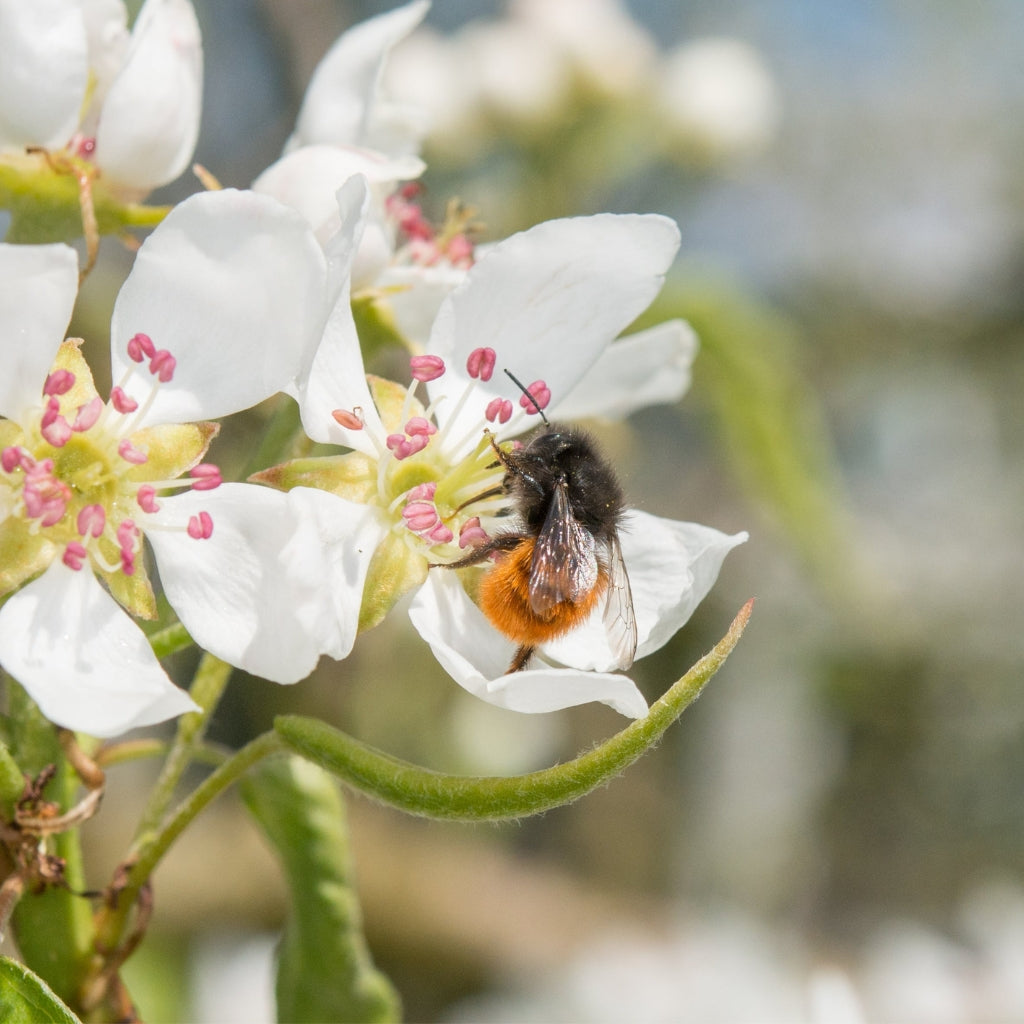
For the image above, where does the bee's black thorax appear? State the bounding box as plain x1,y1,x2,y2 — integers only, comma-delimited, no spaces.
503,426,627,541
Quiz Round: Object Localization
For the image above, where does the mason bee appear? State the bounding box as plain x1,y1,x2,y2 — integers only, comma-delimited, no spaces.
441,373,637,674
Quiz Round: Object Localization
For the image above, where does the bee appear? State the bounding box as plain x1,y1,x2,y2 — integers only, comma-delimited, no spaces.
441,372,637,674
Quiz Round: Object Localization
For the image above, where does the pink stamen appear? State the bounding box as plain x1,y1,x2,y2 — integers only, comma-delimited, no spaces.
520,379,551,414
63,542,88,571
459,516,488,549
426,522,453,545
40,397,71,448
386,433,430,461
485,397,513,424
118,439,148,465
127,333,156,363
446,233,475,267
72,396,103,432
404,416,437,438
190,463,221,491
110,386,139,414
332,408,364,430
2,447,26,474
187,511,214,540
23,458,70,526
77,504,106,538
136,485,160,513
149,349,176,383
43,369,75,396
410,354,445,382
466,347,496,382
406,482,437,502
402,500,441,534
117,519,140,575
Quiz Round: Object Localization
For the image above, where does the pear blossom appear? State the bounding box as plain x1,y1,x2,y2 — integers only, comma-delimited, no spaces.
658,38,780,159
261,181,744,719
0,0,202,195
253,0,428,260
0,188,373,737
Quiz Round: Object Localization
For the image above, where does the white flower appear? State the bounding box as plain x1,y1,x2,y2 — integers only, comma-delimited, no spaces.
658,38,780,159
268,180,743,719
253,1,428,253
0,0,202,194
0,188,370,737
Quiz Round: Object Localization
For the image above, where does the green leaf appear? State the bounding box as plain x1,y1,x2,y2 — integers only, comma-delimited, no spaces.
241,756,401,1024
275,600,752,820
0,956,81,1024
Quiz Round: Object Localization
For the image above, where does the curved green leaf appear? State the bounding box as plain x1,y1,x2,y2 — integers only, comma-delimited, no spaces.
276,601,752,821
241,756,400,1024
0,956,80,1024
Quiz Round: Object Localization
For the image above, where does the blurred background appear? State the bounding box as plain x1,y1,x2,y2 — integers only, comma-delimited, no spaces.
69,0,1024,1020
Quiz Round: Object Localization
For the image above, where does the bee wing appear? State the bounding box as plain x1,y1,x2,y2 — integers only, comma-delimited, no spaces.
529,477,599,615
602,533,638,670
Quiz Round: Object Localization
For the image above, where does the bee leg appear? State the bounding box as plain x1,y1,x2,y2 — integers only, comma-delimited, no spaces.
429,534,522,570
506,645,535,673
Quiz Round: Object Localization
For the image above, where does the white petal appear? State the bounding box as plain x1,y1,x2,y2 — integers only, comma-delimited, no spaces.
0,0,88,151
79,0,130,124
292,0,429,152
553,320,698,422
407,571,649,718
426,213,681,440
544,512,748,671
93,0,202,190
0,562,198,738
109,189,328,427
292,177,386,454
0,243,79,423
253,144,423,242
375,261,467,348
148,485,383,684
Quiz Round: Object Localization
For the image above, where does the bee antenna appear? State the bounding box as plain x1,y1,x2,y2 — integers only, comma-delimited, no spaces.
504,368,549,425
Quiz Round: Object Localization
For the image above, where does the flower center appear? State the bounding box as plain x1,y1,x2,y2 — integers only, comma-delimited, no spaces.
332,347,550,559
1,335,220,579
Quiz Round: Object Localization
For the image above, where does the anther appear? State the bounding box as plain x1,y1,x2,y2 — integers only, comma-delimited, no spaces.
118,439,148,465
189,464,221,491
136,486,160,513
466,347,496,382
410,354,445,382
43,369,75,396
63,542,88,571
110,386,138,414
485,397,513,424
149,350,176,383
76,504,105,538
332,408,364,430
72,396,103,432
126,333,156,363
187,511,214,539
519,380,551,414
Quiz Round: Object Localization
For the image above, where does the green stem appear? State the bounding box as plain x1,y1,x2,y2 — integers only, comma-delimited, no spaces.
132,652,233,842
93,731,286,954
146,621,192,660
277,600,753,820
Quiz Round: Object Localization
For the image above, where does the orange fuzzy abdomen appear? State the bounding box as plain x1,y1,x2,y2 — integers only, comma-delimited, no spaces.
479,538,607,647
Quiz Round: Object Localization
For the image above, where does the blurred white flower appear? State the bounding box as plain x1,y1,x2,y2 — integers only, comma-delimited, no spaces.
659,38,780,159
0,0,202,194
